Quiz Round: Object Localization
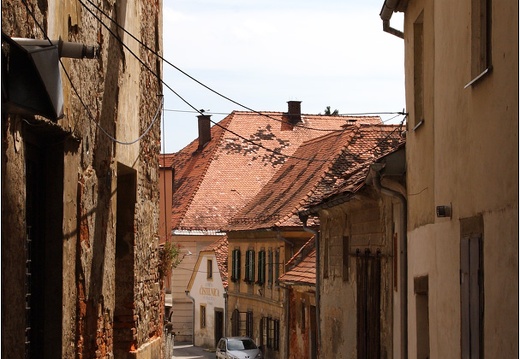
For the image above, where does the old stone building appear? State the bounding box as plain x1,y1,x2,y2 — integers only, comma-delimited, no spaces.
301,143,406,359
2,0,164,357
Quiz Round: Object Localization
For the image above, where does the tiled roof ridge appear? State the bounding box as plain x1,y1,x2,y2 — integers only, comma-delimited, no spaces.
230,111,381,118
173,114,234,228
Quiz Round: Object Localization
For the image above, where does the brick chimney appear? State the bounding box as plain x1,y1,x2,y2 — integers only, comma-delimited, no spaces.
197,114,211,149
287,101,302,124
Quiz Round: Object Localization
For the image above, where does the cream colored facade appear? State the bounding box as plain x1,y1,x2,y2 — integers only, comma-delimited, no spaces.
392,0,518,357
187,251,227,348
170,233,221,341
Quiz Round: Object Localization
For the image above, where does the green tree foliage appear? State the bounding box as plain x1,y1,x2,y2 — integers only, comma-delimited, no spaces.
323,106,339,116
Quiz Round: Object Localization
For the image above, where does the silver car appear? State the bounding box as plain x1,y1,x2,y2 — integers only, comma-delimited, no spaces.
216,337,263,359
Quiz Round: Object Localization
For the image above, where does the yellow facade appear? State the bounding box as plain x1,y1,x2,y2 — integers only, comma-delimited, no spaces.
399,0,518,357
226,230,312,359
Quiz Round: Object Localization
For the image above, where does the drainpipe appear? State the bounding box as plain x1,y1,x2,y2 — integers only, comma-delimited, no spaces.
369,164,408,359
380,0,404,38
185,290,196,344
276,231,295,257
298,215,321,358
223,290,228,338
278,283,291,358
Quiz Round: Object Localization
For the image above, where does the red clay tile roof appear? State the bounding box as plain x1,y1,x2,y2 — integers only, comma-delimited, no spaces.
279,236,316,285
228,123,404,230
170,111,382,232
202,236,229,289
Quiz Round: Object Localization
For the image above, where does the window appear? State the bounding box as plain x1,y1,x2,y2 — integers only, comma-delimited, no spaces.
257,250,266,285
268,249,274,286
245,249,255,283
207,259,213,279
231,309,240,336
301,301,306,331
467,0,492,86
343,236,350,281
414,276,430,359
246,311,253,338
200,305,206,328
261,316,280,351
274,249,280,286
413,11,424,129
461,233,483,358
323,238,329,279
231,249,241,282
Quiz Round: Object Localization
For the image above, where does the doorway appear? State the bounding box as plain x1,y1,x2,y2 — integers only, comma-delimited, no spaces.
25,130,64,358
214,308,224,347
356,249,381,359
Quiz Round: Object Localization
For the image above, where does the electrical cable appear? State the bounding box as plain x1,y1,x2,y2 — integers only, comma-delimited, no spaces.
81,0,409,161
22,0,407,163
79,0,339,163
81,0,407,132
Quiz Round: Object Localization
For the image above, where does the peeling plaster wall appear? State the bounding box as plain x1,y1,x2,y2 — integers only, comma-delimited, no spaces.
318,192,395,359
1,0,163,357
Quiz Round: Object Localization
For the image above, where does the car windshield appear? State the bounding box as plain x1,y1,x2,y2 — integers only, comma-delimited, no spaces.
227,339,257,350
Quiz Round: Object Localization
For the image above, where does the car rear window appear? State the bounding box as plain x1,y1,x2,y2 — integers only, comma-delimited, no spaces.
228,339,257,350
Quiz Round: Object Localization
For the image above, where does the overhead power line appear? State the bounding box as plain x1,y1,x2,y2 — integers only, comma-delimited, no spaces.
81,0,408,132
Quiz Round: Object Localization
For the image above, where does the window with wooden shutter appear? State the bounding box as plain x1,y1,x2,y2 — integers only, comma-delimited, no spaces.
246,311,253,338
274,249,280,286
200,305,206,328
207,259,213,279
461,233,483,359
257,250,266,285
231,309,240,336
268,249,273,287
231,249,241,282
466,0,492,87
245,249,255,283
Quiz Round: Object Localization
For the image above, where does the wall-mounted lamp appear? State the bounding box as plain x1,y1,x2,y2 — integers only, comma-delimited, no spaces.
436,204,452,218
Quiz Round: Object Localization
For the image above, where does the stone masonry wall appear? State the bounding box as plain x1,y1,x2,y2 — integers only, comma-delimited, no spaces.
1,0,163,357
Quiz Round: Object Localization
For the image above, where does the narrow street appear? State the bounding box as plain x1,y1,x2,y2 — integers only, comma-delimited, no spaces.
172,342,215,359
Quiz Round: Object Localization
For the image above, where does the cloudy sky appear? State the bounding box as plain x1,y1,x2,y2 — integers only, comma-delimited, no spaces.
161,0,405,153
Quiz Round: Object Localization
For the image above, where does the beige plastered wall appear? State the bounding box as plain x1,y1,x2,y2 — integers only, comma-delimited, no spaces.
403,0,518,358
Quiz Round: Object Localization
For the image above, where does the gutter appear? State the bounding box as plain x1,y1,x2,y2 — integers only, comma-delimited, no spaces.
298,214,321,358
223,290,228,338
368,163,408,359
380,0,405,38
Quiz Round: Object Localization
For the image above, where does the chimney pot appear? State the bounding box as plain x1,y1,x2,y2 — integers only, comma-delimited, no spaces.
287,101,302,124
197,114,212,149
